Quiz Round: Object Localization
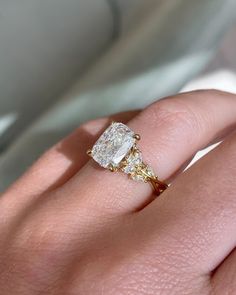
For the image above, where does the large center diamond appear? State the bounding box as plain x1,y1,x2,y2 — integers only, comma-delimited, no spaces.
91,122,135,168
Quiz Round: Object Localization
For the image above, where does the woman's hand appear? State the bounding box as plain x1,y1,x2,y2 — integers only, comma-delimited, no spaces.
1,90,236,295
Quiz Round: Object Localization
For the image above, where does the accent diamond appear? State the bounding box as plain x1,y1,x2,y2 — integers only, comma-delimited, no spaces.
122,149,142,174
91,122,135,168
130,164,155,182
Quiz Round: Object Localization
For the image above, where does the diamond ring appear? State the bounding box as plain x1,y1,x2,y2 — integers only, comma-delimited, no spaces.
87,122,168,196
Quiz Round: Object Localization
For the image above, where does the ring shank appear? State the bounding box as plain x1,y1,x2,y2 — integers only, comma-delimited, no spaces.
149,178,168,196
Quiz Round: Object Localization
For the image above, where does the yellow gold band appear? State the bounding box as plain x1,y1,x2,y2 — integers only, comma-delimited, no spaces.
87,122,168,197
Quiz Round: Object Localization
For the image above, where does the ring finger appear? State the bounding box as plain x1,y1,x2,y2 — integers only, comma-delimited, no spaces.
0,111,138,221
54,90,236,215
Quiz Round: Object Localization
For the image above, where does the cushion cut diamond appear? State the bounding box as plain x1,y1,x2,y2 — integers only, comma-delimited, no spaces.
91,122,135,168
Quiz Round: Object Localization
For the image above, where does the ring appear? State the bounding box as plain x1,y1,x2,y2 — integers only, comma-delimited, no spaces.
87,122,168,196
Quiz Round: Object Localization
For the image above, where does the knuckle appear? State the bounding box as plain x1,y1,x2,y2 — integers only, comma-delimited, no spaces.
20,223,70,265
192,88,224,98
104,252,198,295
145,96,204,141
0,223,69,292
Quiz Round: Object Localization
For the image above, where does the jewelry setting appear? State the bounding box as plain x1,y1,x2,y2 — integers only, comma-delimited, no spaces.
87,122,167,196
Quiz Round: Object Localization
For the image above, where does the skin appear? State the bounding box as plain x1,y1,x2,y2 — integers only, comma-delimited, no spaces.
0,89,236,295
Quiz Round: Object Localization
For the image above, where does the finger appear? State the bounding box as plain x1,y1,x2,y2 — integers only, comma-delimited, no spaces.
211,248,236,295
141,130,236,275
56,90,236,215
4,111,138,195
0,111,138,220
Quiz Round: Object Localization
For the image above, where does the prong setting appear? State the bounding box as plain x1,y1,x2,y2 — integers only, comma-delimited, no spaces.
133,134,141,141
87,122,168,196
108,164,116,172
87,149,92,157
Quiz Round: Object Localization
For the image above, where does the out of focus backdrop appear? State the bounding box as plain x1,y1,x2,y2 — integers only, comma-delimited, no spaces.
0,0,236,190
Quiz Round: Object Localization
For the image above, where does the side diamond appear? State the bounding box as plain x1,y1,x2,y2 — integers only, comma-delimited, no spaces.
122,149,142,174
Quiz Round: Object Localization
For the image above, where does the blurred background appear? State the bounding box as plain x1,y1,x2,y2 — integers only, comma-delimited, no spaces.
0,0,236,190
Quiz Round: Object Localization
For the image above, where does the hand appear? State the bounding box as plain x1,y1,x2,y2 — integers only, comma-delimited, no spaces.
1,90,236,295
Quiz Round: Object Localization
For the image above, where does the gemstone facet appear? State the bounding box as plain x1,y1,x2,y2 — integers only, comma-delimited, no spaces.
91,122,135,168
122,149,142,174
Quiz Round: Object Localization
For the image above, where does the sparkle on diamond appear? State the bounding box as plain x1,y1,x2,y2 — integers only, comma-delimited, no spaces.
91,122,135,168
122,149,142,174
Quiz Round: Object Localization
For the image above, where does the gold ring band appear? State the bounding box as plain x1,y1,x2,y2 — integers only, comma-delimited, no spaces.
87,122,168,196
